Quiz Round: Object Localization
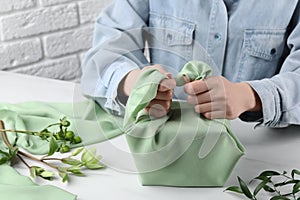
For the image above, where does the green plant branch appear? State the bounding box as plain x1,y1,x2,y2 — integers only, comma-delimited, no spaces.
0,121,58,170
0,128,40,136
0,121,12,147
0,118,104,182
17,154,31,168
42,157,62,161
18,150,59,169
225,169,300,200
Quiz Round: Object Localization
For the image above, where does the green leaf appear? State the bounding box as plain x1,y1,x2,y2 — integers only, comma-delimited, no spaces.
263,185,276,193
270,196,290,200
252,175,272,183
259,170,281,177
293,181,300,194
40,171,55,178
62,157,82,166
0,157,8,165
0,150,10,157
70,170,84,176
48,136,59,156
67,165,81,170
292,169,300,179
59,171,68,183
254,178,270,196
224,186,243,194
275,180,299,187
71,147,84,156
9,147,18,159
30,167,36,178
58,167,67,173
39,171,55,180
31,166,45,174
81,148,97,163
237,176,253,199
67,166,84,176
85,162,105,170
31,166,55,180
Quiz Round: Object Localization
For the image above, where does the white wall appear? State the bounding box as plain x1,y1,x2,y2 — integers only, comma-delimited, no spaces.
0,0,111,82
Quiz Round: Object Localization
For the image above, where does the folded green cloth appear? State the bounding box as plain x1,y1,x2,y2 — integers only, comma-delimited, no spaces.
0,164,76,200
124,61,245,186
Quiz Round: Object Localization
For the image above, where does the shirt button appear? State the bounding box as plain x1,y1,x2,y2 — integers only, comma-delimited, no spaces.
214,33,222,40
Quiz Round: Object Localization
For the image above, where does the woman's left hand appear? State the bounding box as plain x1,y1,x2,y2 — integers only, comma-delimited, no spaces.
184,76,262,119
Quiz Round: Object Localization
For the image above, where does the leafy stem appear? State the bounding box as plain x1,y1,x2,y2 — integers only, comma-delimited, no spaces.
225,169,300,200
0,117,104,182
18,150,59,169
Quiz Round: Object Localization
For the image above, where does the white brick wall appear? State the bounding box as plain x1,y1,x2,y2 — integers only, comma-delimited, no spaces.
0,0,111,82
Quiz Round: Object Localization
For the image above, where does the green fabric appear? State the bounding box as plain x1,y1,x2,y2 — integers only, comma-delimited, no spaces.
124,61,245,186
0,164,76,200
0,100,123,155
0,100,124,200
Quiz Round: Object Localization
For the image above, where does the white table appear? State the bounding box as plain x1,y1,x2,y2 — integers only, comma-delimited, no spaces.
1,71,300,200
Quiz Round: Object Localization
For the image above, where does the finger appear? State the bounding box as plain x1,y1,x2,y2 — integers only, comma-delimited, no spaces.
184,80,208,95
145,104,168,118
148,108,168,118
187,92,211,105
155,90,173,101
158,78,176,92
153,64,166,73
166,73,172,79
150,65,173,79
202,111,226,119
146,99,171,112
194,102,212,113
194,102,226,113
183,75,189,83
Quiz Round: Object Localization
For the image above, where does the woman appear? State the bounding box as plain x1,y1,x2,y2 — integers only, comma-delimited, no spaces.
81,0,300,128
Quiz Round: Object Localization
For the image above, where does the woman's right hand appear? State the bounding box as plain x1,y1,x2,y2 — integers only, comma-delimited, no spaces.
118,64,176,118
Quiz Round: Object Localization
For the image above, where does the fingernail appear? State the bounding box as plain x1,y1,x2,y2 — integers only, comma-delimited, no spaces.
166,73,172,79
183,75,189,83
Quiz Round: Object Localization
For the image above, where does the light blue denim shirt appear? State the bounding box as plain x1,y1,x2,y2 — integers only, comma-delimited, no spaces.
81,0,300,128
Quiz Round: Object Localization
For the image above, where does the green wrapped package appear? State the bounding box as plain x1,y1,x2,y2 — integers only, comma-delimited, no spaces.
124,61,245,186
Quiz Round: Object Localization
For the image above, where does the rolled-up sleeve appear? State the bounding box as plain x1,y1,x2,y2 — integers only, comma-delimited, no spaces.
247,4,300,127
81,0,150,116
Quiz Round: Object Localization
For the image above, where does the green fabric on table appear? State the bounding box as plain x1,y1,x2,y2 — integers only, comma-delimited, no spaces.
0,165,76,200
0,100,123,154
124,61,245,186
0,100,124,200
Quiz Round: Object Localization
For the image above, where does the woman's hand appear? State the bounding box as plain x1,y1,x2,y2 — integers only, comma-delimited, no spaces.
118,64,176,118
184,76,262,119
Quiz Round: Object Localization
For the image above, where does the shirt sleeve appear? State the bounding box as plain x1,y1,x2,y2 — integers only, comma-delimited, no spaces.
81,0,150,116
246,3,300,128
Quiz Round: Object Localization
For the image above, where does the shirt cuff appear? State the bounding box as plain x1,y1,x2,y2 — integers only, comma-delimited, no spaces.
246,79,288,128
98,62,138,116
